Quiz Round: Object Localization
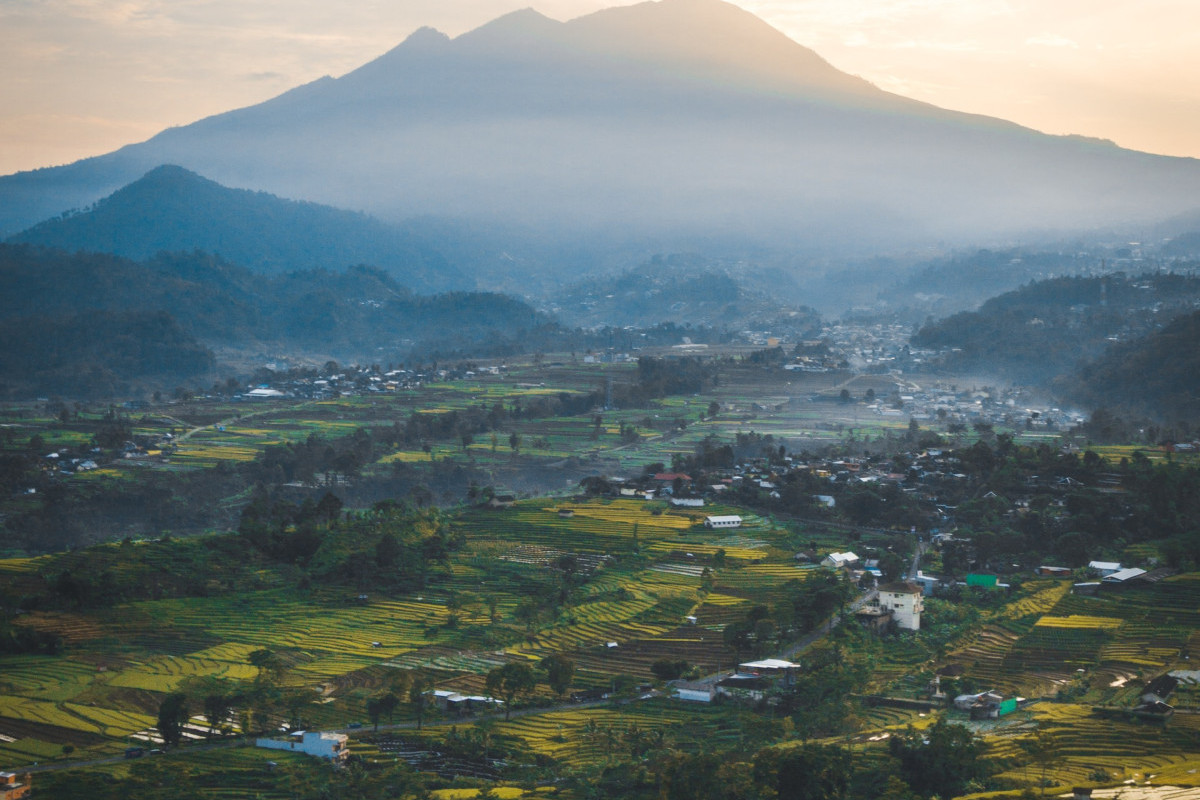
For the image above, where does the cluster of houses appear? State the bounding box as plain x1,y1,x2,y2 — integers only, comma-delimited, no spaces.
33,448,101,478
239,364,484,401
953,689,1023,720
1039,560,1178,595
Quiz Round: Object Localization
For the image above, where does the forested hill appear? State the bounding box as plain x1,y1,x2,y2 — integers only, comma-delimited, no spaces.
7,166,467,294
911,273,1200,384
892,248,1099,314
552,259,821,333
1067,309,1200,421
0,311,216,399
0,245,558,397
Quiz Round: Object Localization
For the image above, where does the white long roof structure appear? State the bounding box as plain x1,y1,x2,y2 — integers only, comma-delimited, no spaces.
738,658,800,670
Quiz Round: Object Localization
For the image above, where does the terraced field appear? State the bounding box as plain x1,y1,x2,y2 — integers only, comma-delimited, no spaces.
975,702,1200,795
5,473,1200,800
0,495,810,766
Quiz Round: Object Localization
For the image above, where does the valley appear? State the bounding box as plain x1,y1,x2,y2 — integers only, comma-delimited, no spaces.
3,345,1200,799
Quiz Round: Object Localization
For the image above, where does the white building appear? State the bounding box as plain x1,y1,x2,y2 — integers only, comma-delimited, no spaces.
704,515,742,529
1088,561,1123,577
821,551,859,569
1102,567,1147,584
256,731,349,762
876,581,924,630
674,681,715,702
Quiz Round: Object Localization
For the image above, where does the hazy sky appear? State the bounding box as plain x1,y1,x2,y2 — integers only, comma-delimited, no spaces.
2,0,1198,176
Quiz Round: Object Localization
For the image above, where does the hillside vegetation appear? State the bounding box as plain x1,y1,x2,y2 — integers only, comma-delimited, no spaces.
1068,309,1200,421
0,245,556,396
913,272,1200,385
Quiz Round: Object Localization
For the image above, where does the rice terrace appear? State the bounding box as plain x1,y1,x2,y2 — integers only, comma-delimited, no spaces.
0,348,1198,800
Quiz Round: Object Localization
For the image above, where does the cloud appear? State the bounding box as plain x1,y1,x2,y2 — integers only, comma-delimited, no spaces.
889,39,982,53
1025,33,1079,48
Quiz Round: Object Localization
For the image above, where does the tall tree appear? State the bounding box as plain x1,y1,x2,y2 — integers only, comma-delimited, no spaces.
541,653,575,699
248,648,284,683
409,672,430,730
889,720,987,799
486,662,536,721
156,692,190,748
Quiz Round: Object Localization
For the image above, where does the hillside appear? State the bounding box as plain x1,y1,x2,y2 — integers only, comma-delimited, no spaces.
0,311,215,399
1068,309,1200,421
9,166,465,294
911,272,1200,385
551,258,822,333
1,0,1198,288
0,245,556,396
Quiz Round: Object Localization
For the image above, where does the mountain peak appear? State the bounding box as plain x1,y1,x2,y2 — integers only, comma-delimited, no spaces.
456,8,562,47
131,164,210,187
563,0,875,95
401,26,451,49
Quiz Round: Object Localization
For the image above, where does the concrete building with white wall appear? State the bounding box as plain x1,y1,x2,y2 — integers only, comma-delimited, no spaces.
876,581,924,630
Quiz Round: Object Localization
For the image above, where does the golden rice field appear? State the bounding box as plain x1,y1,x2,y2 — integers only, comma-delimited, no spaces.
106,655,260,692
700,593,750,606
379,450,435,463
1035,615,1124,630
0,695,154,738
997,580,1070,620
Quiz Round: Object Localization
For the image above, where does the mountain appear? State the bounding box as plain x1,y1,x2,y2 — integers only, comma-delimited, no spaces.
2,0,1199,271
8,166,465,294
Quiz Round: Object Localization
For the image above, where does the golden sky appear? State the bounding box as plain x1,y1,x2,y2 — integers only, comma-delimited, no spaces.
2,0,1198,175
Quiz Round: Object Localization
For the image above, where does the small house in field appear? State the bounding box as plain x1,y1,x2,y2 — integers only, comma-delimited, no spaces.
954,690,1019,719
1088,560,1123,577
256,731,348,763
673,681,715,703
428,689,502,714
0,772,31,800
1102,567,1147,584
821,551,859,569
704,515,742,529
738,658,800,685
670,497,705,508
487,494,516,509
1036,565,1073,577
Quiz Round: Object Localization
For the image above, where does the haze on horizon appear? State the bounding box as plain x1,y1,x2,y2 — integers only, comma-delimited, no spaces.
1,0,1198,177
